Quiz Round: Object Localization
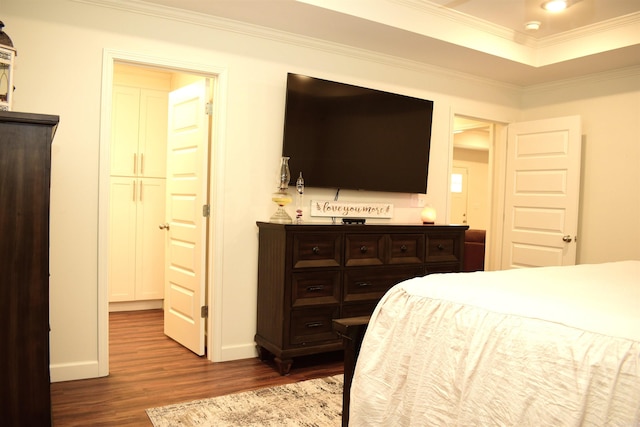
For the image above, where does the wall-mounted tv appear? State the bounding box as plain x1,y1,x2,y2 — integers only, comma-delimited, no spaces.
281,73,434,194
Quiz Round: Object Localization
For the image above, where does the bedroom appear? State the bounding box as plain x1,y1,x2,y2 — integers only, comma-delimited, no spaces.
3,0,639,396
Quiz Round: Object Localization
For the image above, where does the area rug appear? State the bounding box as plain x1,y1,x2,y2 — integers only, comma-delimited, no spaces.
146,374,343,426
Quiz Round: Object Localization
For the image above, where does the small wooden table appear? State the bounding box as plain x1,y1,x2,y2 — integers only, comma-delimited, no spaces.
333,316,370,427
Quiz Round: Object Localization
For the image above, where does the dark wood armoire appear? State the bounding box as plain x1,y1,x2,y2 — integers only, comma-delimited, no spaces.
0,111,59,426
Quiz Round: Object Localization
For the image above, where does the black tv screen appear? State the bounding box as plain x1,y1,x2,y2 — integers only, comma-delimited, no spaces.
282,73,433,194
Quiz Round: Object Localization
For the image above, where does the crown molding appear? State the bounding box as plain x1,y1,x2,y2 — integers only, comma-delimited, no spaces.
391,0,538,48
390,0,640,60
522,64,640,95
538,11,640,47
71,0,522,92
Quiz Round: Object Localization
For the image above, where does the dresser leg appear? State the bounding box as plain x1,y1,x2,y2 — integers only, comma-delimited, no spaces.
256,345,271,361
274,357,293,375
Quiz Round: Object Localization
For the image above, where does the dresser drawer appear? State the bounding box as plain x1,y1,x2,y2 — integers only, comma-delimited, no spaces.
389,233,424,264
292,233,341,268
291,271,340,307
289,306,340,346
426,234,462,263
345,234,385,266
343,266,424,303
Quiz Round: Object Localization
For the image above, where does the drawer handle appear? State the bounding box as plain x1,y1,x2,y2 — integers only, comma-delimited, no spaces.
400,245,407,252
312,246,320,254
437,244,445,251
306,285,325,292
306,322,324,328
357,282,373,288
360,245,368,253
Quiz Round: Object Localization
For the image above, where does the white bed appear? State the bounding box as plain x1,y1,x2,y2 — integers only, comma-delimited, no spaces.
350,261,640,426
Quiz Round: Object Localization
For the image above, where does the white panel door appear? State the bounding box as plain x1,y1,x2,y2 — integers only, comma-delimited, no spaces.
450,167,468,225
136,178,166,300
108,177,137,301
138,89,169,178
110,86,140,177
501,116,582,269
163,80,209,356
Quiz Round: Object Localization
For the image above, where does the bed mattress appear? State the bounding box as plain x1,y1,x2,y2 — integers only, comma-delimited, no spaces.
350,261,640,426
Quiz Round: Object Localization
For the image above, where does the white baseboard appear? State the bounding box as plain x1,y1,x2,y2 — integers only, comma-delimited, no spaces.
109,300,163,312
50,360,104,383
218,343,258,362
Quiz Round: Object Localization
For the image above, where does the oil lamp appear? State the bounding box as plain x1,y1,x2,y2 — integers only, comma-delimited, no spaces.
0,21,16,111
270,157,293,223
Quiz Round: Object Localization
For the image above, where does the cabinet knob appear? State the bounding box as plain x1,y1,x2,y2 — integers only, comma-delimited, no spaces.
360,245,368,253
312,246,320,254
159,223,170,230
400,245,407,252
437,244,444,250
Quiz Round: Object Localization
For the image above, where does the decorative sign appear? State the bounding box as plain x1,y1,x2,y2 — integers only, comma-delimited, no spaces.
310,200,394,218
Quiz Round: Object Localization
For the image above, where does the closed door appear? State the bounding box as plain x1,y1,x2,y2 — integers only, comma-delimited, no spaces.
108,178,138,301
450,167,468,224
110,85,168,178
136,178,166,300
501,115,582,268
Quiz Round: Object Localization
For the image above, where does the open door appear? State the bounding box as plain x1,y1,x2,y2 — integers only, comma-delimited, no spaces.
501,115,582,269
163,79,210,355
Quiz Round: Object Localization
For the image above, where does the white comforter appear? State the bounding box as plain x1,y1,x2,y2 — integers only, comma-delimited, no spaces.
350,261,640,426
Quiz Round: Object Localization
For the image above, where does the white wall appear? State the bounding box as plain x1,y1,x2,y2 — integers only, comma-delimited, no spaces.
6,0,637,383
521,70,640,264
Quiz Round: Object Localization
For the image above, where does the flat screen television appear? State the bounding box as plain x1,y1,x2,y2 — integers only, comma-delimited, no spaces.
281,73,434,194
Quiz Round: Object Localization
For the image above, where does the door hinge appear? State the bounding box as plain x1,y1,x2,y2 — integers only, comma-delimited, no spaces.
202,204,210,217
205,102,213,116
201,306,209,318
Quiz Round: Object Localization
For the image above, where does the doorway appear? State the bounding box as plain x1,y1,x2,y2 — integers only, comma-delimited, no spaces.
450,115,492,267
97,50,228,377
107,62,210,351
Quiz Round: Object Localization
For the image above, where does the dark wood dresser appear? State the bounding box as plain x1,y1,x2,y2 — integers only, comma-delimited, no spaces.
0,111,59,426
255,221,468,374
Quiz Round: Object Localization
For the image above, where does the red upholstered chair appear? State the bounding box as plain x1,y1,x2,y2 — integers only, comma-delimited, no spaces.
463,229,486,272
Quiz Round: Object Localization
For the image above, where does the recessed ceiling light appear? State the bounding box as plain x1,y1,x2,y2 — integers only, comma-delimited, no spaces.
525,21,541,30
542,0,568,12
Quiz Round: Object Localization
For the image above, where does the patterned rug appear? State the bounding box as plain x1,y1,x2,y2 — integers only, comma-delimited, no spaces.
146,374,343,426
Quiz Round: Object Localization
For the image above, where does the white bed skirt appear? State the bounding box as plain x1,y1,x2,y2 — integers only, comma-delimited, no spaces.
350,261,640,426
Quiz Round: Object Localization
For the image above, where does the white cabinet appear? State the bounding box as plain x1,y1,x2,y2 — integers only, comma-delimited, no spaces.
109,82,168,304
111,85,168,178
109,177,166,301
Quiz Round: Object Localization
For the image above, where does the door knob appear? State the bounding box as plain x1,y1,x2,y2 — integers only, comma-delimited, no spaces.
562,235,572,242
159,223,170,230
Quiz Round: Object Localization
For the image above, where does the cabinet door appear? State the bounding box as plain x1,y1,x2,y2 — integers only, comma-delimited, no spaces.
138,89,168,178
136,178,166,300
109,177,138,301
111,86,140,177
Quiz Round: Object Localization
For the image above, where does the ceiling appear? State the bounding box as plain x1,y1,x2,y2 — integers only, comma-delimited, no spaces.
97,0,640,86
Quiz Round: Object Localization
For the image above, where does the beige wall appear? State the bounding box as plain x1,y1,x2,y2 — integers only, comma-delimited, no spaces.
4,0,638,382
521,71,640,264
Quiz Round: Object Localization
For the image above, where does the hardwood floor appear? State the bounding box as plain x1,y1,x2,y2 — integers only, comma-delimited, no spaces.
51,310,344,426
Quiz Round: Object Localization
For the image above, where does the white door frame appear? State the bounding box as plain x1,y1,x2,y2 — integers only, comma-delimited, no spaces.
97,49,228,376
448,113,506,271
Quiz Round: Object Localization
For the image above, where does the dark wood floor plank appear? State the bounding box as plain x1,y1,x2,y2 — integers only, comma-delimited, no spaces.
51,309,344,426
